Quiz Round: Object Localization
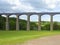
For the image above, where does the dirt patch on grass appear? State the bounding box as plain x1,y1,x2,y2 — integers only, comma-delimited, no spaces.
21,35,60,45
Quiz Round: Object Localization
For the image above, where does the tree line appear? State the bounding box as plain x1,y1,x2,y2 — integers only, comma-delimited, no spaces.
0,15,60,31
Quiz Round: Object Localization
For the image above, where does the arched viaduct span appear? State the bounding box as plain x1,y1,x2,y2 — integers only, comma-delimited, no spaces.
0,12,60,31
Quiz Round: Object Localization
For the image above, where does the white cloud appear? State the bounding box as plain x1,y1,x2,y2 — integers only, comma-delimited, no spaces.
6,0,34,12
0,0,60,12
48,4,56,9
7,0,20,6
44,0,56,9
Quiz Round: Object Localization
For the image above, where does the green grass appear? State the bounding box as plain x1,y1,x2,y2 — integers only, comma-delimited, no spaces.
0,30,60,45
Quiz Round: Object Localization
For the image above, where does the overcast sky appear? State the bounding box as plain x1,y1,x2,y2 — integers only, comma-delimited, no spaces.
0,0,60,22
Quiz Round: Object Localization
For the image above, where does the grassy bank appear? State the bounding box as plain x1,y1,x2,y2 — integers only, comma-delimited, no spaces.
0,30,60,45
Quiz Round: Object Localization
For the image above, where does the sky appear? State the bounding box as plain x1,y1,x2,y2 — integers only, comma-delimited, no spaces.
0,0,60,22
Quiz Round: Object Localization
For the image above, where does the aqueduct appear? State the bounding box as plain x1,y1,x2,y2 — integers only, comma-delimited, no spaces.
0,12,60,31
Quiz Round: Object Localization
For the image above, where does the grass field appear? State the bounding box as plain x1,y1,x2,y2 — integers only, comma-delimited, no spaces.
0,30,60,45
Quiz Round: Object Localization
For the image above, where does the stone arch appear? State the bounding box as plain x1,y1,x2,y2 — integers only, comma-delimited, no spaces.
53,14,60,30
8,15,16,30
20,15,27,30
30,15,38,30
1,15,7,17
9,15,16,18
20,15,27,20
53,14,60,22
41,14,50,21
30,15,38,21
41,14,50,30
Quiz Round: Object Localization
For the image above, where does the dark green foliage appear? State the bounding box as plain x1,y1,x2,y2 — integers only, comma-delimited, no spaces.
0,16,5,30
20,19,27,30
0,16,60,30
53,22,60,30
41,21,50,30
0,16,38,30
30,22,38,30
41,23,50,30
9,18,16,30
0,15,2,29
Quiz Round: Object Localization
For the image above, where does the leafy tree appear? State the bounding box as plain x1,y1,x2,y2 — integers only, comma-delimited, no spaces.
53,22,60,30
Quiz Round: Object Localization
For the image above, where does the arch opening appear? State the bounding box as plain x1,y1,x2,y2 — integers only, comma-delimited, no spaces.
53,14,60,30
9,15,16,30
30,15,38,30
41,14,50,31
20,15,27,30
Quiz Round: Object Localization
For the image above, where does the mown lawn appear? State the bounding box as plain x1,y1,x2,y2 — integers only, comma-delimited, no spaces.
0,30,60,45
